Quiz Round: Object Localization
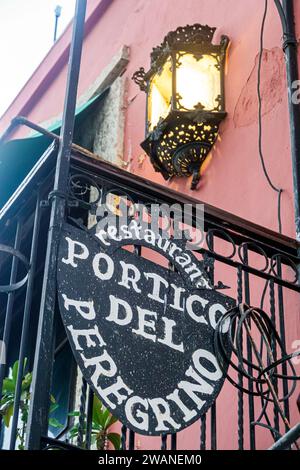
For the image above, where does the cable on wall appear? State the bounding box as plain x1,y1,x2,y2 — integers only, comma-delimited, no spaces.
257,0,283,233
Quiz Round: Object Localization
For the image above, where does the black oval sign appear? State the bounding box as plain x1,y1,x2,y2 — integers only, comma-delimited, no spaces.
57,222,234,435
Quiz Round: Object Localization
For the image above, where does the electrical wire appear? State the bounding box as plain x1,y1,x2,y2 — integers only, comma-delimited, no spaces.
257,0,283,233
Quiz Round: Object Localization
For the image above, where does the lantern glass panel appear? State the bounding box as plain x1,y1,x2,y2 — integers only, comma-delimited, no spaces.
148,57,172,131
176,52,221,111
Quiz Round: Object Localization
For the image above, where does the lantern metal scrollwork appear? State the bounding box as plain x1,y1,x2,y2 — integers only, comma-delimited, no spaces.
132,24,229,189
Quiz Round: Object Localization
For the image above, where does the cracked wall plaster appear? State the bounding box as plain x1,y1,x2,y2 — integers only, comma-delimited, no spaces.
234,47,285,128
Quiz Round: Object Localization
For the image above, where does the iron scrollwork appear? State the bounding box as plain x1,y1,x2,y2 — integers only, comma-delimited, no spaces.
132,67,148,92
62,164,300,449
0,244,30,293
214,303,300,448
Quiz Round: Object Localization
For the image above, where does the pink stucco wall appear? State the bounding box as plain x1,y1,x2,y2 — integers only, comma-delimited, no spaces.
1,0,299,237
0,0,299,450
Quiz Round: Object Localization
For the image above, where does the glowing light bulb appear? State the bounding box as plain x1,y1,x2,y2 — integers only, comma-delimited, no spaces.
176,54,220,111
148,58,172,130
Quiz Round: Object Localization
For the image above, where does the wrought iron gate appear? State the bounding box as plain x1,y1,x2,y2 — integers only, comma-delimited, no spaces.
0,142,299,450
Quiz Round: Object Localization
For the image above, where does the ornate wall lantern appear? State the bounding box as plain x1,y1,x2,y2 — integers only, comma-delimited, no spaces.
132,24,229,189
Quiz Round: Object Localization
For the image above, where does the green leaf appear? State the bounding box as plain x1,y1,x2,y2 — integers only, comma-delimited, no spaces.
91,396,119,431
2,378,15,394
21,372,32,392
50,394,56,404
3,403,14,427
100,407,111,430
107,432,121,450
49,403,59,414
0,395,14,406
0,398,14,414
12,358,27,383
68,411,80,417
69,424,79,438
48,417,63,429
92,395,104,427
104,413,118,430
21,405,29,423
92,423,101,432
12,360,19,385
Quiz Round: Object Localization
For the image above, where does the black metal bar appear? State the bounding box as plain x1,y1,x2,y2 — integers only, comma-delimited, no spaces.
161,433,167,450
54,336,68,356
26,0,87,449
268,423,300,450
85,387,94,450
197,247,300,293
128,430,135,450
200,239,210,451
168,258,178,451
171,433,177,450
10,117,61,142
237,266,244,450
9,192,41,449
275,0,300,241
200,415,206,450
276,259,290,426
269,280,280,435
210,404,217,450
4,117,101,162
207,232,217,450
243,246,256,450
0,220,22,399
121,425,127,450
77,377,87,448
125,244,139,452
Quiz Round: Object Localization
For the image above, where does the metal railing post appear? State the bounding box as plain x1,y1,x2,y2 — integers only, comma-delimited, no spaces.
25,0,87,449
